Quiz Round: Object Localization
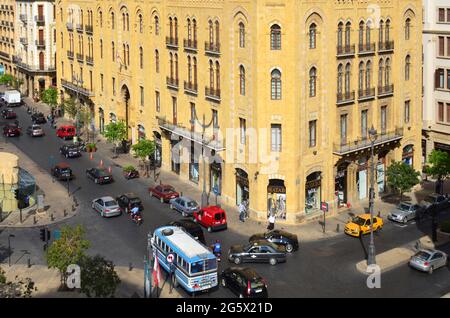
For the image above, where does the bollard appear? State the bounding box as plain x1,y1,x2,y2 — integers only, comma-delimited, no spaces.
51,213,54,221
33,216,37,224
336,224,340,233
27,258,31,268
64,209,67,217
129,262,133,271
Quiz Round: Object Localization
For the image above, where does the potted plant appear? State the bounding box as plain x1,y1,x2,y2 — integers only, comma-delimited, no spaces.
86,143,97,152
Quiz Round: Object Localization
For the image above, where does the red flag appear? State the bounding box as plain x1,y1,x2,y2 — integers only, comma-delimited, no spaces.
153,255,161,287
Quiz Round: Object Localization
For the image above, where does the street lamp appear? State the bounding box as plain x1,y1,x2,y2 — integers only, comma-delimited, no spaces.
72,73,83,141
8,234,15,267
367,126,378,266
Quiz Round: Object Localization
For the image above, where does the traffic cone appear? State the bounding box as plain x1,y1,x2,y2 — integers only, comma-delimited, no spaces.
89,152,93,160
108,166,112,173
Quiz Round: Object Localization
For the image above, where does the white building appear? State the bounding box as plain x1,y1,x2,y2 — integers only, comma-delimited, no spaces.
14,0,55,98
423,0,450,161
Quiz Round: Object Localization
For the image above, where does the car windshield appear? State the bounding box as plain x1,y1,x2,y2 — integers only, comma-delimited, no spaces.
163,187,175,193
398,204,411,211
33,126,41,130
59,168,71,173
67,145,79,150
424,196,436,204
187,201,198,208
190,258,217,274
415,251,431,260
250,277,265,289
352,216,366,226
97,170,109,176
129,198,141,204
104,200,117,207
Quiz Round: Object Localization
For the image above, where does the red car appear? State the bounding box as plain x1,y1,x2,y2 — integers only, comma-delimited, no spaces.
1,108,17,119
149,184,180,203
193,206,227,232
56,125,76,140
3,123,21,137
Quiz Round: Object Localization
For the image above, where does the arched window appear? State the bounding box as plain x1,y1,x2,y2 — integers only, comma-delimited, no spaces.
359,21,364,47
385,58,391,85
359,62,364,91
378,59,384,87
188,56,192,83
100,39,103,58
405,55,411,80
122,43,126,65
270,24,281,50
405,18,411,40
169,17,173,38
187,19,192,40
309,23,316,49
193,19,197,42
174,17,178,40
155,49,159,73
139,14,143,33
366,22,371,46
193,57,197,85
175,53,179,80
111,41,115,62
345,63,351,94
215,61,220,91
345,22,351,47
385,19,390,42
209,60,214,88
122,12,126,30
337,64,343,94
337,22,343,47
139,47,143,69
239,22,245,48
309,67,317,97
209,20,213,43
215,21,220,45
366,61,372,90
239,65,245,95
379,20,384,43
111,12,115,29
154,16,159,35
61,32,63,48
169,53,173,78
126,13,129,31
271,69,282,100
99,11,103,27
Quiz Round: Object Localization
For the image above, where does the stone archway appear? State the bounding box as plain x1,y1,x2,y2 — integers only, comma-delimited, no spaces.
120,85,131,139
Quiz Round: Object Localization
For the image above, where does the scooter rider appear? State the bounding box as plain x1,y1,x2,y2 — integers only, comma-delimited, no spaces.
212,240,222,261
130,205,140,218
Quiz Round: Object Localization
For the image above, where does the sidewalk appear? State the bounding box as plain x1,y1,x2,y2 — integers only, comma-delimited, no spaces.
0,137,77,228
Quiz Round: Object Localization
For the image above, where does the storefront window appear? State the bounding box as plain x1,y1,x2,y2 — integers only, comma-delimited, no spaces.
210,163,222,195
305,172,321,214
402,145,414,166
189,141,199,183
357,158,368,200
267,179,286,219
235,169,249,206
335,165,347,208
138,125,146,141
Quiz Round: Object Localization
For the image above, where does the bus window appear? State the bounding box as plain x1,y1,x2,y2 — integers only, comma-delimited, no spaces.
206,258,217,270
190,261,204,274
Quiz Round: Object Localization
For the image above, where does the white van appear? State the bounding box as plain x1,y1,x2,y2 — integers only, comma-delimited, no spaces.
2,90,22,107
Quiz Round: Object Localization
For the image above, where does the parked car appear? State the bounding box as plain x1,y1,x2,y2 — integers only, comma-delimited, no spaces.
59,144,82,158
344,214,384,237
149,184,179,203
169,196,200,216
51,163,74,181
193,205,227,232
420,193,448,211
91,196,122,218
228,240,286,265
167,219,206,245
56,125,76,140
26,124,45,137
31,112,47,124
1,108,16,119
409,249,448,274
221,267,268,298
3,123,21,137
86,167,113,184
249,230,299,253
388,202,423,224
116,193,144,213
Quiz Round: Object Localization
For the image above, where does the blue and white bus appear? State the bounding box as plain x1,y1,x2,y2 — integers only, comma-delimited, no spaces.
151,226,218,292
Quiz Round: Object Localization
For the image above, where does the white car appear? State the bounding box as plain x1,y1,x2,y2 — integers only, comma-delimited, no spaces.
91,196,122,218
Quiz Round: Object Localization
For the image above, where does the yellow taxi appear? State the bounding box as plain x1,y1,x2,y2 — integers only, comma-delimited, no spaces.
344,214,383,237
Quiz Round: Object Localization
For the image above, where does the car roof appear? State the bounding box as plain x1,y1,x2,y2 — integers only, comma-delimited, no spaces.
59,125,76,129
228,267,261,279
202,206,225,213
99,196,116,202
179,196,195,202
355,214,373,220
55,163,70,169
123,193,139,199
249,240,277,248
159,184,174,189
270,229,297,239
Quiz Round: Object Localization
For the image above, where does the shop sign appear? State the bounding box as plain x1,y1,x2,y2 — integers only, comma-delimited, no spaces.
267,185,286,194
305,179,321,189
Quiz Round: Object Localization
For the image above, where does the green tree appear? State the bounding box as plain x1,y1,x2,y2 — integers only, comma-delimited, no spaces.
131,139,156,177
46,225,90,287
61,97,78,119
425,150,450,194
0,266,37,298
104,121,128,154
79,255,121,298
0,74,14,86
386,161,420,201
40,88,58,112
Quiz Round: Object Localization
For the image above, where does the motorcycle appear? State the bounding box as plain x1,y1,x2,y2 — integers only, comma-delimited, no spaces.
124,169,139,180
131,212,143,226
210,245,221,262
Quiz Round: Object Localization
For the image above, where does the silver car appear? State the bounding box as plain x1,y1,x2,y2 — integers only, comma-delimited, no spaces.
388,202,422,224
169,196,200,216
91,196,122,218
409,249,448,274
26,124,44,137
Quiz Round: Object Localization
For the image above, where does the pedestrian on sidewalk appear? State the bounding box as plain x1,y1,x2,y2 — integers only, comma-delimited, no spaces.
267,213,276,231
239,201,246,222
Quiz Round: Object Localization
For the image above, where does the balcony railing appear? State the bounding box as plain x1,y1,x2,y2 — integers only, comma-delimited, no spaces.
333,127,404,155
184,81,198,94
61,79,94,97
76,24,84,32
0,51,10,58
166,37,179,49
205,87,221,101
35,40,45,49
358,42,376,54
337,44,355,57
377,84,394,97
166,77,179,89
336,91,355,105
35,15,45,25
86,56,94,65
15,61,56,73
76,53,84,62
19,14,27,23
205,42,221,55
378,40,394,52
85,25,93,34
183,39,198,51
67,51,74,59
358,87,376,100
66,22,73,31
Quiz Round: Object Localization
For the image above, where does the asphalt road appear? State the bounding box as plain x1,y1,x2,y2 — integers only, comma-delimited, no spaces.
1,103,450,298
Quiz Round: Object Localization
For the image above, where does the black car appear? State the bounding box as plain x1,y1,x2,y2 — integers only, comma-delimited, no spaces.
60,144,82,158
167,219,206,245
51,163,74,180
31,112,47,124
116,193,144,212
86,168,114,184
249,230,299,253
221,267,268,298
228,240,286,265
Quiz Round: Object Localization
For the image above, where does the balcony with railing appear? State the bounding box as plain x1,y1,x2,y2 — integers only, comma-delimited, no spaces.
358,42,376,55
378,41,394,53
76,53,84,63
61,79,94,97
76,24,84,32
337,44,355,57
205,87,221,102
15,61,56,73
85,25,93,34
0,51,10,59
205,42,221,55
66,22,73,31
86,56,94,65
377,84,394,97
333,127,404,155
166,77,179,90
67,50,74,59
358,87,376,101
35,40,45,49
184,81,198,95
183,39,198,52
19,14,27,23
336,91,355,105
35,15,45,25
166,36,179,49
